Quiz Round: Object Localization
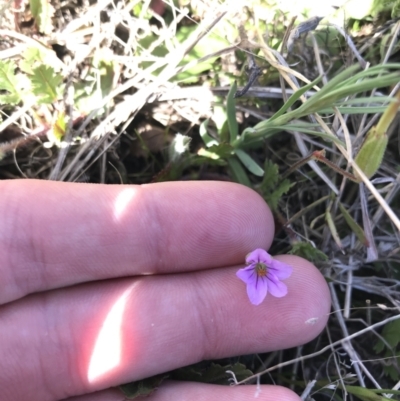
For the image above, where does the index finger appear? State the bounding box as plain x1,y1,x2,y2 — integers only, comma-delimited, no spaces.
0,180,274,304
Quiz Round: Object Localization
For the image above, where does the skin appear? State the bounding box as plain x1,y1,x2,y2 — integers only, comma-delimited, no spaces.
0,180,331,401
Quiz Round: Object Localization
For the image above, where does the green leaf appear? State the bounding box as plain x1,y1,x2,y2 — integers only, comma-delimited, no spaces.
374,319,400,352
0,60,22,105
259,160,293,210
354,125,388,181
207,143,234,159
288,242,328,262
294,64,400,116
269,74,322,122
119,373,169,399
228,157,251,187
30,0,53,34
30,65,63,104
261,159,279,188
234,149,264,176
344,385,392,401
227,81,238,143
338,203,369,246
174,25,230,82
325,209,343,250
235,64,400,148
392,0,400,17
199,119,219,147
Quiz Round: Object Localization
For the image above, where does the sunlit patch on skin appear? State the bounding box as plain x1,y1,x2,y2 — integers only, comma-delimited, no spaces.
88,285,134,382
305,317,319,325
113,188,138,221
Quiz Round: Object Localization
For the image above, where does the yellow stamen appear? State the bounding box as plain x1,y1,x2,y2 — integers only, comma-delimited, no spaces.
255,262,267,277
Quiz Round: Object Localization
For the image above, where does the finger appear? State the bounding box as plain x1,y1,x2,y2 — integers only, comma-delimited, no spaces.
62,388,124,401
1,255,330,401
0,180,273,304
63,382,301,401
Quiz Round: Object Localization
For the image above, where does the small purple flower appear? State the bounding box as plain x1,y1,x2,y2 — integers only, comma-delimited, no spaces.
236,249,293,305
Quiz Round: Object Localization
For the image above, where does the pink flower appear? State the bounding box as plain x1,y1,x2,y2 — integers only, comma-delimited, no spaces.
236,249,293,305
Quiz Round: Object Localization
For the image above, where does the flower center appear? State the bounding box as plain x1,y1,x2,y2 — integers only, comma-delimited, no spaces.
255,262,267,277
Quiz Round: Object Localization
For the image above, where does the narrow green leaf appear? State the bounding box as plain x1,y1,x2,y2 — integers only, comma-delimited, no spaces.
228,157,251,187
269,74,322,122
338,203,369,246
319,106,392,114
273,123,345,146
295,64,400,116
199,119,218,147
309,73,400,111
299,64,360,112
344,385,392,401
325,210,343,250
333,96,396,105
226,81,238,143
235,149,264,176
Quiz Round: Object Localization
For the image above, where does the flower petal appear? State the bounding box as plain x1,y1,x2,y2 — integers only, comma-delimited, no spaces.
247,277,268,305
267,277,288,297
236,265,257,284
269,259,293,279
245,248,272,265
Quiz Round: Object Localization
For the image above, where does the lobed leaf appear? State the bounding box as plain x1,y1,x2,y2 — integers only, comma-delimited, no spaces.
0,60,22,105
30,65,64,104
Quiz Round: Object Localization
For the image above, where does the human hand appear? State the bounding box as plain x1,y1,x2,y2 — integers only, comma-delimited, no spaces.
0,180,330,401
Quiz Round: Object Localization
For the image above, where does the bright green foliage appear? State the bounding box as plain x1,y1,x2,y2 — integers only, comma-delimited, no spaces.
373,319,400,381
74,52,116,115
30,0,53,34
392,0,400,17
259,159,293,211
21,47,45,74
21,46,65,74
237,64,400,147
354,126,388,180
97,59,114,100
206,143,234,159
235,149,264,176
288,242,328,263
0,60,22,105
174,25,229,82
29,65,64,104
354,89,400,181
228,157,251,187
